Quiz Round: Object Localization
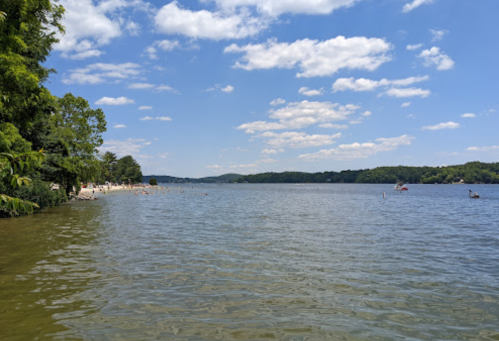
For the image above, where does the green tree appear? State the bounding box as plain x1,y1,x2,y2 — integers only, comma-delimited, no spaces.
0,150,45,216
0,0,64,131
100,151,118,183
149,178,158,186
41,93,107,195
115,156,142,184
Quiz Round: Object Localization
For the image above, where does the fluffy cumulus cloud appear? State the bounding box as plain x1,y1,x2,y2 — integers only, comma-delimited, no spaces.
332,75,429,92
419,47,455,70
422,121,460,130
113,124,127,129
299,135,414,160
225,36,392,78
461,113,476,118
62,63,142,84
402,0,435,13
298,87,323,96
154,1,269,40
99,138,152,157
237,100,357,133
95,96,135,105
382,87,431,98
255,131,342,149
222,85,235,93
401,102,411,107
54,0,143,59
206,0,362,16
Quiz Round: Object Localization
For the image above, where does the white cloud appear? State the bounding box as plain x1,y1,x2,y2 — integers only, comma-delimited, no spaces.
222,85,235,93
125,21,140,36
155,1,269,40
332,75,428,92
156,116,172,121
461,113,476,118
155,85,178,93
207,164,221,169
299,135,414,160
419,47,455,70
382,87,431,98
270,98,286,106
261,149,278,155
238,101,357,134
299,87,323,96
466,146,499,152
255,131,342,149
145,39,180,59
157,39,180,51
206,0,362,16
55,0,142,59
430,28,448,42
99,138,151,157
406,43,423,51
225,36,392,78
113,124,127,129
318,123,349,129
422,121,460,130
139,106,153,110
237,121,288,134
402,0,435,13
362,111,372,117
401,102,411,108
140,116,172,121
128,83,155,89
62,63,142,84
95,96,135,105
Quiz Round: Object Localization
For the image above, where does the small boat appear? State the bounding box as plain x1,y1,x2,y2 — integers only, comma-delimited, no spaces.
469,190,480,199
394,182,408,191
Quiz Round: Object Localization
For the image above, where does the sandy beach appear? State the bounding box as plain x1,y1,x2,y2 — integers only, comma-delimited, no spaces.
80,184,140,194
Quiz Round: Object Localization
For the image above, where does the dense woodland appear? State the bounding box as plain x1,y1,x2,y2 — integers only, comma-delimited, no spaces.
233,162,499,184
0,1,141,217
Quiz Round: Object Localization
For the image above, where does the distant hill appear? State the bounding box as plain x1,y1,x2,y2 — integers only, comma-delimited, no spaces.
142,173,242,184
231,162,499,184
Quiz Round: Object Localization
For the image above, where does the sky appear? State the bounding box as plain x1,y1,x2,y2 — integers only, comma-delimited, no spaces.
45,0,499,178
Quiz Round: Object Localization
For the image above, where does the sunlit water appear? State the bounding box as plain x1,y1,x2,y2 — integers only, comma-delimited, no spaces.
1,184,499,340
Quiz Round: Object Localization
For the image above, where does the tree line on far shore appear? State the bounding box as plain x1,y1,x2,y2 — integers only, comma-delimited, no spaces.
0,1,141,217
232,162,499,184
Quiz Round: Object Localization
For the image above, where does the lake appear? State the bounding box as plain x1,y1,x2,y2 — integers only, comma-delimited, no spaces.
1,184,498,340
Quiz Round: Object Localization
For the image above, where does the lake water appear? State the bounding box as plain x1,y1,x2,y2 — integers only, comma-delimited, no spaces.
1,184,499,340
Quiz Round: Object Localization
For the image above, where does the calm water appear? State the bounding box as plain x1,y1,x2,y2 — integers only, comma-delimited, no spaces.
1,184,499,341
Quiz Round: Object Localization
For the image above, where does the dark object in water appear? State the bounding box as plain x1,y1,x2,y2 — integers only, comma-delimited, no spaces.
469,190,480,199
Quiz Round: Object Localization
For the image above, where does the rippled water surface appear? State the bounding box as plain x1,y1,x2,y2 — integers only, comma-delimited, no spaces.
1,184,499,340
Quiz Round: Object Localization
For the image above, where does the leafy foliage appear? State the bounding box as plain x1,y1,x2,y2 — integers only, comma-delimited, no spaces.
149,178,158,186
0,150,45,216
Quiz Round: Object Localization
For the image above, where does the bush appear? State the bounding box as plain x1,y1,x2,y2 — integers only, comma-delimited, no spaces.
149,178,158,186
14,180,68,211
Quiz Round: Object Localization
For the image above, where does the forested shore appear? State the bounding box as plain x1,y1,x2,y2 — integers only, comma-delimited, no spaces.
233,162,499,184
0,1,141,217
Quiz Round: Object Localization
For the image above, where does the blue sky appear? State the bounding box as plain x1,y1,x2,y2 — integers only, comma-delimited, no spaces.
45,0,499,177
